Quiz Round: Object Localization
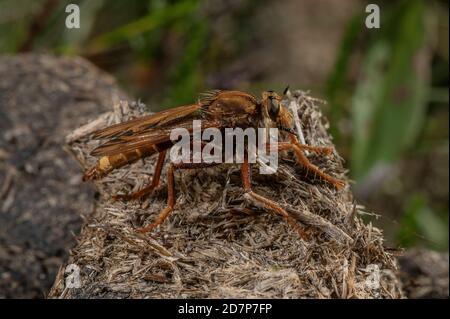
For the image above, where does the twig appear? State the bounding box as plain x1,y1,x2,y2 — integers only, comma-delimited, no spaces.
284,205,354,245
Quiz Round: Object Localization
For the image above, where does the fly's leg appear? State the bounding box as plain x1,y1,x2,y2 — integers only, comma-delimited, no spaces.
113,150,167,201
241,153,307,239
137,162,220,233
296,144,333,155
288,134,333,155
272,141,345,189
136,162,175,233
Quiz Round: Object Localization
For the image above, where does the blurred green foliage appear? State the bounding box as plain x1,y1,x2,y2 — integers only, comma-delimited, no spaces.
397,193,448,250
89,1,199,51
327,0,433,179
352,0,428,181
326,0,448,250
0,0,211,107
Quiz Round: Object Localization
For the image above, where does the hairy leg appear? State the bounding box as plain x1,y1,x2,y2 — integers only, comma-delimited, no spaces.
241,153,307,238
113,150,167,201
270,138,345,189
137,161,220,233
288,134,333,155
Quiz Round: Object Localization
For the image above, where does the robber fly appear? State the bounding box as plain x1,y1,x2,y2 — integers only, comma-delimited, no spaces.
83,89,345,236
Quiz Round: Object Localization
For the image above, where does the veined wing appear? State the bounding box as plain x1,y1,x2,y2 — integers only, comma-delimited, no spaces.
92,103,202,140
90,118,222,156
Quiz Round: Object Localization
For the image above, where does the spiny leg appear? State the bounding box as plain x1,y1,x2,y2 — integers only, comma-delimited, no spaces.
113,150,167,201
289,134,333,155
136,163,175,233
274,141,345,189
137,161,220,234
296,144,333,155
241,153,307,239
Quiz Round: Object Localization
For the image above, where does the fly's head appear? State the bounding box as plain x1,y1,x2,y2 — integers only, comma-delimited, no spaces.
260,88,294,137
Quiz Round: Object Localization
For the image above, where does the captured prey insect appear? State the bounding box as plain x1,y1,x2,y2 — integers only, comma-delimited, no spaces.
83,89,345,236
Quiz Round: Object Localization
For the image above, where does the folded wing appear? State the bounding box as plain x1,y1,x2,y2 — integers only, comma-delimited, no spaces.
90,117,221,157
92,103,202,140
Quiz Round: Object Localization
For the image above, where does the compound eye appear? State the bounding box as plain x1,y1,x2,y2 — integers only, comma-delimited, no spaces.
268,97,280,118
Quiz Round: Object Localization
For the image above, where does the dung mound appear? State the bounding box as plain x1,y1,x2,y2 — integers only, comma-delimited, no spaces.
49,90,403,299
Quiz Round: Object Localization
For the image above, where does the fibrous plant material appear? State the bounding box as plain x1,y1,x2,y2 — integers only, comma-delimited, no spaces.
49,90,403,299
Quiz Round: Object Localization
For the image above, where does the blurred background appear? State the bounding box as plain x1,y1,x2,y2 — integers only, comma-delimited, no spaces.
0,0,448,296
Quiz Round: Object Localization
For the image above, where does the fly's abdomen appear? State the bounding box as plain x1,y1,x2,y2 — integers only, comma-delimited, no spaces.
83,147,157,181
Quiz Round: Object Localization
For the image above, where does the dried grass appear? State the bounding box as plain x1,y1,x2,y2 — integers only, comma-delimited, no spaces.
48,90,403,299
